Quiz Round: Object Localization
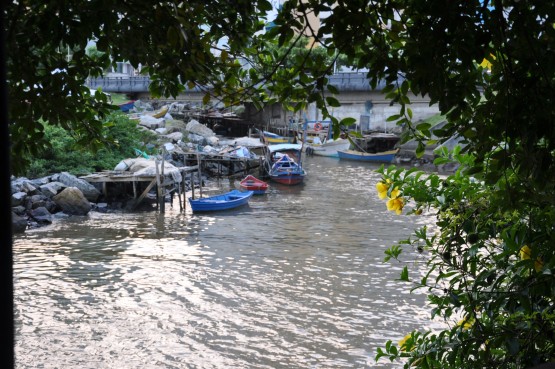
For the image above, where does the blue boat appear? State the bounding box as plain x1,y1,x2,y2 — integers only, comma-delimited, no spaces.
336,148,399,163
188,190,253,212
263,143,306,185
118,100,136,113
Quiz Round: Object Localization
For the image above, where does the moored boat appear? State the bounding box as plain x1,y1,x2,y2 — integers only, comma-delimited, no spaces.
260,130,292,144
188,189,253,212
118,100,136,113
239,175,268,195
263,143,306,185
308,137,350,157
336,148,399,163
337,133,400,163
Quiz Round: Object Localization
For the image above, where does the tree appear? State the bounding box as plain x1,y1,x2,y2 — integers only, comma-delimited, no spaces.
6,0,555,368
5,0,273,175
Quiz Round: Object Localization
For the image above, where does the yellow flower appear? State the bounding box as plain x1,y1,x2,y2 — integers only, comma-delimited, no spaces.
519,245,543,272
519,245,532,260
398,333,413,352
456,317,474,330
479,53,495,70
377,179,401,199
390,187,400,199
387,196,404,215
376,181,390,199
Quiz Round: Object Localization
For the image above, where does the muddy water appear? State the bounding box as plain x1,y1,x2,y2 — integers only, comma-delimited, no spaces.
13,156,440,369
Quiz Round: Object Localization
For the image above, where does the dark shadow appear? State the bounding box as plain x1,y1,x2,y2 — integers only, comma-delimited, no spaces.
1,2,16,367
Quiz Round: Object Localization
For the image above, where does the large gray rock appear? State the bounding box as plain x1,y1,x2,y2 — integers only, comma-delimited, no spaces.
40,181,66,198
11,191,27,207
53,187,91,216
12,212,27,234
11,179,39,196
57,172,101,202
29,207,53,225
186,119,215,137
163,131,183,143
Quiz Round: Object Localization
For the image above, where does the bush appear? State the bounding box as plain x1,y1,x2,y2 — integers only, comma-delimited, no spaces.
24,113,157,178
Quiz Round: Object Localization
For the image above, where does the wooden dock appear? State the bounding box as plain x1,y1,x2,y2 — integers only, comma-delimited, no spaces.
80,149,264,212
80,163,200,212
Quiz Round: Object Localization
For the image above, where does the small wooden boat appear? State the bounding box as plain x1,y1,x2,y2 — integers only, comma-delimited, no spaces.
240,175,268,195
188,189,253,212
260,130,291,144
118,100,136,113
151,105,169,119
263,143,306,185
337,133,400,163
336,148,399,163
308,138,350,157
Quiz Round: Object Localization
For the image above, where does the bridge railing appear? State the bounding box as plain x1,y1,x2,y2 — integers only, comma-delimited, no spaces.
86,72,384,94
87,76,151,93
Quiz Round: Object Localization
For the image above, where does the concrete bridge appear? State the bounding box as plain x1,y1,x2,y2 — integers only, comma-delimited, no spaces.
86,72,383,94
86,72,439,132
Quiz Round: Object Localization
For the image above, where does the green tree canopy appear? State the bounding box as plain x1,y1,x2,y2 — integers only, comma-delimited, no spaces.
5,0,272,174
6,1,555,368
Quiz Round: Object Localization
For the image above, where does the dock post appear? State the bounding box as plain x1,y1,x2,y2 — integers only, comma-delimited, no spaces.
190,172,195,199
196,152,203,197
177,169,183,212
160,156,165,213
155,159,160,211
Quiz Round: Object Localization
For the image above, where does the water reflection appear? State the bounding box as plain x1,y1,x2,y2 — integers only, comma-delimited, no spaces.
13,156,443,369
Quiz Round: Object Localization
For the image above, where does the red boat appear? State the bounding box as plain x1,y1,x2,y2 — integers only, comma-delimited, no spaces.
240,175,269,195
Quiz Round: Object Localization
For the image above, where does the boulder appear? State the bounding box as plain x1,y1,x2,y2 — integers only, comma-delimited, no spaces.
185,119,215,137
139,115,165,129
57,172,101,202
53,187,91,216
163,131,183,143
40,181,66,198
29,207,53,225
187,133,206,145
12,212,27,234
11,191,27,207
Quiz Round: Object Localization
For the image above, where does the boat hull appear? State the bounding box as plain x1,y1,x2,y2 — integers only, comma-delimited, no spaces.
269,173,305,185
263,143,307,186
309,138,350,157
337,149,398,163
188,190,253,212
239,175,268,195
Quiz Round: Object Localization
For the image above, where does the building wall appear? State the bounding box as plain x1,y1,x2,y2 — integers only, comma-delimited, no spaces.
244,91,440,134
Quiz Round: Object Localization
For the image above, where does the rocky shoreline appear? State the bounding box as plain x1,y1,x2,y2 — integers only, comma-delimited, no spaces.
11,105,267,234
10,170,198,234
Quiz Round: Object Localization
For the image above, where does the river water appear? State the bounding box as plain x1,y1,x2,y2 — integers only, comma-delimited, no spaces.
13,156,441,369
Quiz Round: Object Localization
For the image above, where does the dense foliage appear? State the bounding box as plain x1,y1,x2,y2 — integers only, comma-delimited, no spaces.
5,0,272,175
25,113,156,179
6,0,555,368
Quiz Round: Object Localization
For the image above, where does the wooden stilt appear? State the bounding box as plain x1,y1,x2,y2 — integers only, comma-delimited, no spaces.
196,152,203,198
190,172,195,199
132,179,157,210
160,156,165,213
155,159,161,211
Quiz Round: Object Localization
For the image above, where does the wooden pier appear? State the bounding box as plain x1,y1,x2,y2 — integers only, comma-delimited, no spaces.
80,162,200,212
80,150,263,212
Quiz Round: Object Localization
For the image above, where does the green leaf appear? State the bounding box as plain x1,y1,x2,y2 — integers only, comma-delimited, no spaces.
386,114,401,122
326,96,341,107
400,266,410,281
202,93,211,105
